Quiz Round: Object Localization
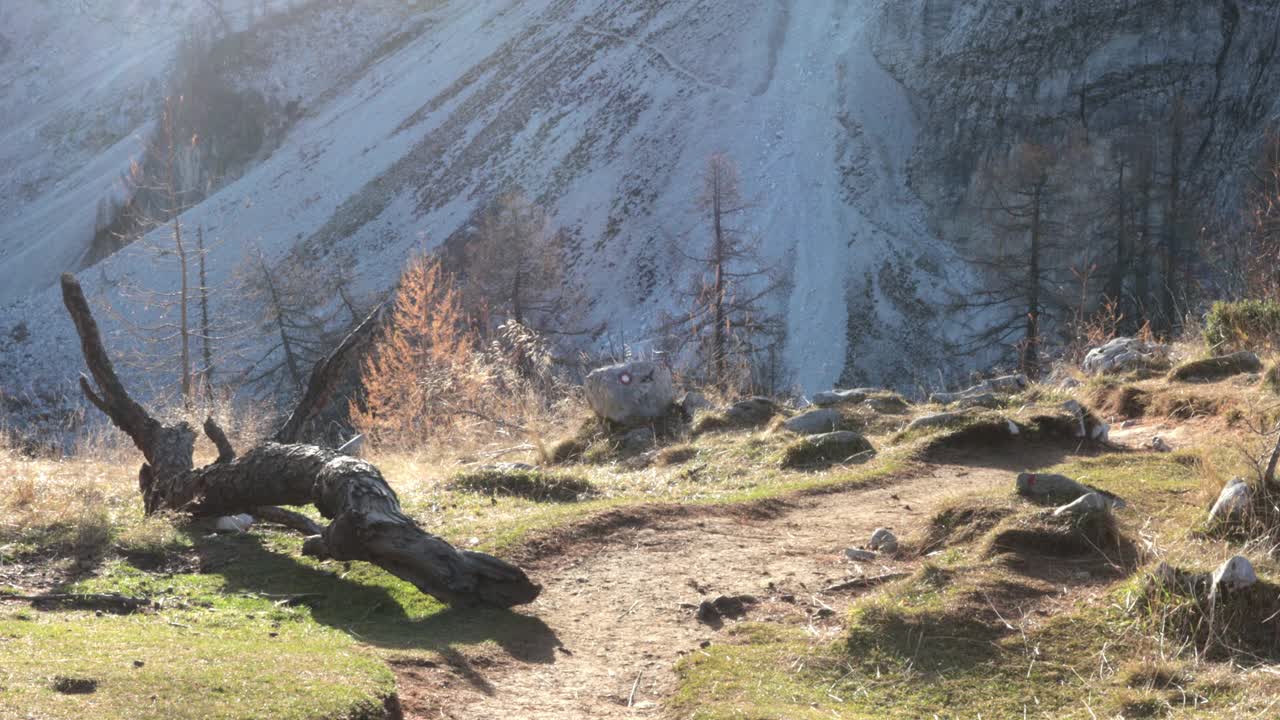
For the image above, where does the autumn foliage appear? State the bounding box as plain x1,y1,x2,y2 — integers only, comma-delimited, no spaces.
351,253,476,445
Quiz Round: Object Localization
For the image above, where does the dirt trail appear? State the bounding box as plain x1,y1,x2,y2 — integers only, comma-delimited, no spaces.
396,452,1064,719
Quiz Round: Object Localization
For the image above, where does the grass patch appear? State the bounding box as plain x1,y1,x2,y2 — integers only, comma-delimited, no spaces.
447,466,597,503
1168,352,1263,383
0,608,394,719
777,432,875,470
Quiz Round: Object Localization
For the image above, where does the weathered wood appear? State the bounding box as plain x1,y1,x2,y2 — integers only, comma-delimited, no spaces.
61,274,539,608
274,304,384,445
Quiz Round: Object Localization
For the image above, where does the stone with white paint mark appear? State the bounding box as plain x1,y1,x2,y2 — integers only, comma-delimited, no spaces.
584,362,676,427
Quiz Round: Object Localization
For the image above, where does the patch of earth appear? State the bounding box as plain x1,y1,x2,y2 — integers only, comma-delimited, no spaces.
397,452,1078,719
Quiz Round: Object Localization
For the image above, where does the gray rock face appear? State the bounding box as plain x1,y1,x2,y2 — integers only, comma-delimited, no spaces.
812,389,868,407
1053,492,1111,518
1208,478,1251,526
1081,338,1171,376
875,1,1280,268
1211,555,1258,597
782,408,843,435
584,362,675,427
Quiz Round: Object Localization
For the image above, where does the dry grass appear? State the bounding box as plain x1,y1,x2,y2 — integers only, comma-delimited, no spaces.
0,444,134,565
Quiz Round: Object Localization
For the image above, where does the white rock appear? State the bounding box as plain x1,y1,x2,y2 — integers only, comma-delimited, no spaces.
584,362,676,427
214,514,254,533
930,374,1027,405
1208,478,1251,525
1211,555,1258,595
1053,492,1110,517
1082,337,1170,376
782,408,842,435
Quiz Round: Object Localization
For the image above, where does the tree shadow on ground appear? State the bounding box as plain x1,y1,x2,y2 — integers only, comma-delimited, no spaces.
184,529,560,694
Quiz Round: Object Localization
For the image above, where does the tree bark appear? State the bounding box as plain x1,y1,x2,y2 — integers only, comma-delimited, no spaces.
61,273,540,609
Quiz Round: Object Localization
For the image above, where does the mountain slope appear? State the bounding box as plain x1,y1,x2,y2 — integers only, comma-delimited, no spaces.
0,0,967,419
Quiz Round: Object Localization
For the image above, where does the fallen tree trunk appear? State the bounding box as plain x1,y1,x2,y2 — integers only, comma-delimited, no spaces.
62,274,540,608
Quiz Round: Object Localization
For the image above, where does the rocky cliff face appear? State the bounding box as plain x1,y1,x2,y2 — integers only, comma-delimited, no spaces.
874,0,1280,252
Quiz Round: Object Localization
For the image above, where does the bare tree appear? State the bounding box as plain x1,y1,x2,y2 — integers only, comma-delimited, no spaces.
463,193,586,336
60,273,538,608
672,153,786,391
238,246,330,396
956,142,1076,378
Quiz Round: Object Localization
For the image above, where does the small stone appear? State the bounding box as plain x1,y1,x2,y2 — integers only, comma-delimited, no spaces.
1210,555,1257,596
812,389,868,407
214,514,254,533
1148,436,1172,453
1208,478,1251,526
1052,492,1110,517
905,411,967,432
1016,473,1094,505
1082,337,1170,376
845,548,876,562
869,528,898,554
782,408,842,435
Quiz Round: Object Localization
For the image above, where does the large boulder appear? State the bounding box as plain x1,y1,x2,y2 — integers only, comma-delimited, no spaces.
584,362,676,427
1082,337,1171,376
782,408,843,435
